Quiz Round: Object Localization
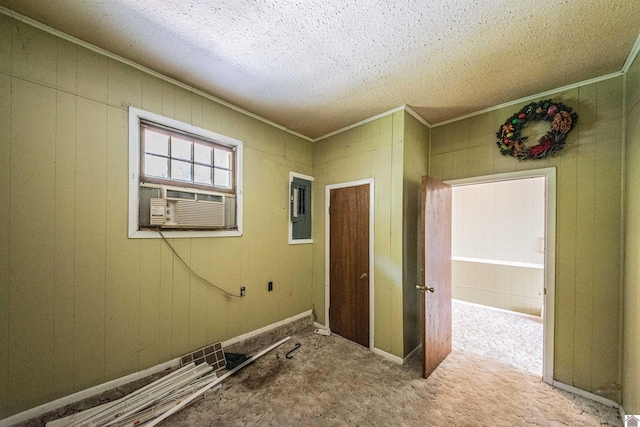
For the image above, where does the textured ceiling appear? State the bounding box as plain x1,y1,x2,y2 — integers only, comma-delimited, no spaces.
1,0,639,138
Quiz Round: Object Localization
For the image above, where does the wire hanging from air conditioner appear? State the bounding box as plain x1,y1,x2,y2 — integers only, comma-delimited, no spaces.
156,228,242,299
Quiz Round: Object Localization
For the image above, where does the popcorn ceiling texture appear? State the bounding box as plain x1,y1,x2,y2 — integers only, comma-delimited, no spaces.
0,0,638,137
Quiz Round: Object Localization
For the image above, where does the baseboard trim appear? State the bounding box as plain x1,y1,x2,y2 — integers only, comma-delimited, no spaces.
403,344,422,365
552,380,620,409
313,324,409,366
313,322,328,331
223,310,312,348
619,405,626,423
0,310,312,427
371,347,404,365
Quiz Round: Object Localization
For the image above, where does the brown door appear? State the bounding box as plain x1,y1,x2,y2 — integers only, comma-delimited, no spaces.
329,184,370,347
419,176,452,377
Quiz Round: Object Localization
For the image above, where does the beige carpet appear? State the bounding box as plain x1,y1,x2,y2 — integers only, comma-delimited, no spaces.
24,300,621,426
160,301,620,426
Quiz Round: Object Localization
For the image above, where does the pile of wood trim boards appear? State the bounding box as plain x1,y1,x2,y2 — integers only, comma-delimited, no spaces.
46,337,290,427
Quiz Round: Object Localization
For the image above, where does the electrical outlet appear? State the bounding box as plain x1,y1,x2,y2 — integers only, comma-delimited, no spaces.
268,281,273,291
240,286,245,297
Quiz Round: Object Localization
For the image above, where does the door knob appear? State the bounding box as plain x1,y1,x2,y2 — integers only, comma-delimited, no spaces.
360,273,368,279
416,285,435,293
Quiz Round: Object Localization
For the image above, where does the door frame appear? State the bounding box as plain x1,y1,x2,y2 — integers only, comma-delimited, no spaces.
445,167,556,385
325,178,375,350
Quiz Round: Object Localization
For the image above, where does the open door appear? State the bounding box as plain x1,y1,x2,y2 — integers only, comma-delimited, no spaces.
419,176,452,378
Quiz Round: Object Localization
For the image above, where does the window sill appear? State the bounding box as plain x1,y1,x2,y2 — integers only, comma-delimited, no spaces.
129,229,242,239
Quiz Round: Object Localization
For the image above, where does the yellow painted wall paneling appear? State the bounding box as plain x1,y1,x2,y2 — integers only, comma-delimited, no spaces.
390,140,404,357
158,238,175,363
573,123,596,390
191,92,203,128
74,97,108,390
9,79,57,413
161,81,175,119
0,15,317,417
592,117,623,391
174,86,192,124
202,98,240,142
107,59,142,109
285,132,314,166
141,73,164,115
170,238,191,358
0,73,10,419
188,238,218,351
224,237,243,341
11,20,57,86
596,77,623,121
76,48,108,104
372,145,393,353
554,134,578,384
105,106,141,380
56,38,77,93
623,56,640,413
312,113,403,356
402,112,429,355
628,55,640,114
53,91,76,397
138,239,163,369
431,79,624,397
0,13,11,74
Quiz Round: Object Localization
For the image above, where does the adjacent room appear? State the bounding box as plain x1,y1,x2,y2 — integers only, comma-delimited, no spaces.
0,1,639,426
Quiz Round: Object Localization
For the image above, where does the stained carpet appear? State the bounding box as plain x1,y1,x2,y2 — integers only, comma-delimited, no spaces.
161,301,620,426
25,301,621,426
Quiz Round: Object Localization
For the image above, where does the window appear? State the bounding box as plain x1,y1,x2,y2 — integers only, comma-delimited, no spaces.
140,122,235,193
128,107,243,239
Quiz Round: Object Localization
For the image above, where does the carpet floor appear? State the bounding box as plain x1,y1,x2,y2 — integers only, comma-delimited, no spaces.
158,301,621,426
24,300,621,426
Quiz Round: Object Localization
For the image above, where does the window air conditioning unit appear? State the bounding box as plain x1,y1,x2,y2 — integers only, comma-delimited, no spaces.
143,184,226,228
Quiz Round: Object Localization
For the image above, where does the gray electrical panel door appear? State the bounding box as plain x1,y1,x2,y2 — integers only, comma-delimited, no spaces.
291,177,312,240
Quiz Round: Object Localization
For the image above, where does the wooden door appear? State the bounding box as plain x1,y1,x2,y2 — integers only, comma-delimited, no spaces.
329,184,370,347
420,176,452,377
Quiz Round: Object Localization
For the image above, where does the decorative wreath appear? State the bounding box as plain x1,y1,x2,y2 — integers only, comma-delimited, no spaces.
496,99,578,160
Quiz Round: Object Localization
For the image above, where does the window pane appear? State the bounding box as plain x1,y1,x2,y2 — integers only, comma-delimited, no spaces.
171,159,192,182
194,143,212,165
145,154,169,178
194,164,212,185
172,137,192,161
214,148,231,169
214,168,231,188
145,129,169,156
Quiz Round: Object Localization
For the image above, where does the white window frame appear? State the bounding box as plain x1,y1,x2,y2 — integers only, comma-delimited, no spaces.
128,107,243,239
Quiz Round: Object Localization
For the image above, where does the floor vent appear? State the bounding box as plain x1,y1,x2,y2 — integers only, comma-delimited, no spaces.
180,342,226,371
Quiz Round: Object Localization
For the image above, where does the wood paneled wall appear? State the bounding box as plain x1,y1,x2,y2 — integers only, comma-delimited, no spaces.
623,52,640,414
312,111,406,358
451,179,545,315
402,114,430,355
0,15,314,418
430,77,624,398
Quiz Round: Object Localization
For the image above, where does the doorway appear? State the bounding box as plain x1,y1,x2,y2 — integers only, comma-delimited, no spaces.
325,179,375,349
446,168,556,384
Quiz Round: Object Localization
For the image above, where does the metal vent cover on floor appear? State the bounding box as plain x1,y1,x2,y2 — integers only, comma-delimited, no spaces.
180,342,226,371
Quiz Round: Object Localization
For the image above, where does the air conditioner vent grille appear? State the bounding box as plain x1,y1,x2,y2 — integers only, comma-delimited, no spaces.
177,200,224,227
166,189,196,200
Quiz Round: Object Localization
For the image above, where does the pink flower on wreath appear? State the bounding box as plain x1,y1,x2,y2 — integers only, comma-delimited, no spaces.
547,105,558,116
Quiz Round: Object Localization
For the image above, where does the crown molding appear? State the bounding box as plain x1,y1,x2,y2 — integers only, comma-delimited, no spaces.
313,105,406,141
0,6,314,142
431,71,622,128
622,33,640,74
